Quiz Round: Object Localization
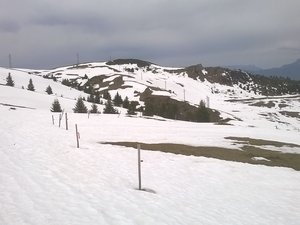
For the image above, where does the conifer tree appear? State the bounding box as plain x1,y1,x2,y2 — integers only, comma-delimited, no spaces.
73,97,88,113
90,103,98,113
103,100,118,114
6,73,14,87
113,92,123,106
45,85,53,95
102,91,111,100
195,100,210,122
127,101,138,115
27,78,35,91
87,94,95,103
94,94,100,104
50,99,62,112
62,79,71,86
123,96,129,108
143,98,155,116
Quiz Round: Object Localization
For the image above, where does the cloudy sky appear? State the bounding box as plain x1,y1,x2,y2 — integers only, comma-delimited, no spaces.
0,0,300,69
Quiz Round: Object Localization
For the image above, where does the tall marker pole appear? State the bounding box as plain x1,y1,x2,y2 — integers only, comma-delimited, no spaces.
75,124,80,148
65,113,68,130
137,143,142,190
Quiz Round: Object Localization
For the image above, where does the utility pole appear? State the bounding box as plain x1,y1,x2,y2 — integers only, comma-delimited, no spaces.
76,53,79,67
8,54,12,68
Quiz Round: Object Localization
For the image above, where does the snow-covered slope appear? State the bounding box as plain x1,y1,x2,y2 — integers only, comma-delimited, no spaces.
0,67,92,112
31,60,300,131
0,62,300,225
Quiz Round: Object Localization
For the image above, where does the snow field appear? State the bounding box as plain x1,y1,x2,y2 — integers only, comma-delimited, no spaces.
0,108,300,225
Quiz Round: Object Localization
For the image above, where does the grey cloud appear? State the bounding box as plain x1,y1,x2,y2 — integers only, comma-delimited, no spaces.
0,0,300,69
0,21,20,33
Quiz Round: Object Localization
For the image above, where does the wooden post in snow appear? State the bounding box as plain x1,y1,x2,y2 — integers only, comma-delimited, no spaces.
65,113,68,130
137,143,142,190
59,114,61,127
75,124,80,148
183,89,186,102
52,115,54,125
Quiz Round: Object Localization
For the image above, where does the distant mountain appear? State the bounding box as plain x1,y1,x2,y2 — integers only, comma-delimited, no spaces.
227,59,300,80
259,59,300,80
226,65,262,73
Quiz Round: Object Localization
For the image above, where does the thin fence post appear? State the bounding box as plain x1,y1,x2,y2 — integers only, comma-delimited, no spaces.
137,143,142,190
65,113,68,130
59,114,61,127
75,124,79,148
52,115,54,125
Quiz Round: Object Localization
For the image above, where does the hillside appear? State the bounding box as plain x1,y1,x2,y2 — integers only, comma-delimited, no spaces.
227,59,300,81
260,59,300,80
28,58,299,127
0,61,300,225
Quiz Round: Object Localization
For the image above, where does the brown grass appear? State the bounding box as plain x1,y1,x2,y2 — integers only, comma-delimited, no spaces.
101,141,300,171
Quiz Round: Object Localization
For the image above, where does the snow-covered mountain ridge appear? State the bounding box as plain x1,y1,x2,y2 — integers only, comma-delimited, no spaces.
39,59,300,102
1,58,300,130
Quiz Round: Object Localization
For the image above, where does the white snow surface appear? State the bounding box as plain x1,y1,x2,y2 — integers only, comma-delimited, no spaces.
0,64,300,225
0,108,300,225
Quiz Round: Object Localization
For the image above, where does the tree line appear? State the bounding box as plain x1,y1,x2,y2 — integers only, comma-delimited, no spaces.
51,91,139,116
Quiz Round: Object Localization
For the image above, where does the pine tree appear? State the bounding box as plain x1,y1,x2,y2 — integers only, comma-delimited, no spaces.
94,94,100,104
45,85,53,95
195,100,210,122
87,94,94,103
102,91,111,100
90,103,98,113
27,78,35,91
127,101,138,115
50,99,62,112
103,100,118,114
62,79,71,86
6,73,14,87
143,98,155,116
73,97,88,113
113,92,123,106
123,96,129,108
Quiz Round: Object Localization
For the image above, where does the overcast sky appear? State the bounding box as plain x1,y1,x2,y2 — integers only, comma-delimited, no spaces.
0,0,300,69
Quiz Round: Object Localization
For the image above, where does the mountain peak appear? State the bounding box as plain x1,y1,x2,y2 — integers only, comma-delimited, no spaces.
106,59,153,67
293,58,300,64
